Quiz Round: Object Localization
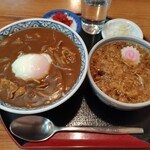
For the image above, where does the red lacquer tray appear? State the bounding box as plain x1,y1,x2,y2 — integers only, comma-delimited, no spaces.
1,19,150,149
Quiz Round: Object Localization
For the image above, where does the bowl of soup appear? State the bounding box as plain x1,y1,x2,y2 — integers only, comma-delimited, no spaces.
88,36,150,110
0,18,88,114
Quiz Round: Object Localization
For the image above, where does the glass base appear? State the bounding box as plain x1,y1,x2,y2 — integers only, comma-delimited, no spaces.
81,21,104,35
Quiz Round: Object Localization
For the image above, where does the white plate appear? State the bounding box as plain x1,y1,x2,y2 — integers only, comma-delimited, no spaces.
102,18,143,39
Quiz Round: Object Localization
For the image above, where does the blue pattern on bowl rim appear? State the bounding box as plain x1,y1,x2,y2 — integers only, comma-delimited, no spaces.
42,9,81,33
0,18,88,114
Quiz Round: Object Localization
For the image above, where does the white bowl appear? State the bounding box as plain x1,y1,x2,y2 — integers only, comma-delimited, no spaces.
88,36,150,110
0,18,88,114
102,18,143,39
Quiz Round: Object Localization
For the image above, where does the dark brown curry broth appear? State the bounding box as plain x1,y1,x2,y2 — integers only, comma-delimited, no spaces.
0,28,81,108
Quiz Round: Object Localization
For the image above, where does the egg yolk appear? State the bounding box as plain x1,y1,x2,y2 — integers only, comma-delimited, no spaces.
12,53,52,80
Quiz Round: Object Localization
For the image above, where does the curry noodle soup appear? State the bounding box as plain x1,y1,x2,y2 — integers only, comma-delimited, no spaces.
90,41,150,103
0,28,81,108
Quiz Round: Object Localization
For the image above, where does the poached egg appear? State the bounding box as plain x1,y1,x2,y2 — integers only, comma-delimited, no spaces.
12,53,52,81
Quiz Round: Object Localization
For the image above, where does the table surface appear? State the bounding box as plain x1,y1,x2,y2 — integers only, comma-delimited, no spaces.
0,0,150,150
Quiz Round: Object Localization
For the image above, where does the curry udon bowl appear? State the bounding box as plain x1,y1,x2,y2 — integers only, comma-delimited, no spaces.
88,36,150,110
0,18,88,114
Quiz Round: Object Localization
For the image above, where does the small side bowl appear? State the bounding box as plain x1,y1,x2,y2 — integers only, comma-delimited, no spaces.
42,9,81,33
88,36,150,110
102,18,143,39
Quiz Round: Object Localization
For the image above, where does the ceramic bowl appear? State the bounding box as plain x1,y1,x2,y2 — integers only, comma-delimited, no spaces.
0,18,88,114
102,18,143,39
42,9,81,33
88,36,150,110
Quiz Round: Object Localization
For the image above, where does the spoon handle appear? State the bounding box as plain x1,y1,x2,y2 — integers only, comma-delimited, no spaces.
59,126,144,134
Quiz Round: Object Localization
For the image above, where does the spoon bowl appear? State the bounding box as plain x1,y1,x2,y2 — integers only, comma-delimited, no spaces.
10,116,144,142
10,116,55,141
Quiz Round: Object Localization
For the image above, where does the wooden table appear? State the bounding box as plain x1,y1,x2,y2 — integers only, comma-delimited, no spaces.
0,0,150,149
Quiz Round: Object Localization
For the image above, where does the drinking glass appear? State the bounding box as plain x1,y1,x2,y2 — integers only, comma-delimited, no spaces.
81,0,112,34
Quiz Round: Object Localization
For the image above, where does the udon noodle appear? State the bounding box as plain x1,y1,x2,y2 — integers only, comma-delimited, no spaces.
90,41,150,103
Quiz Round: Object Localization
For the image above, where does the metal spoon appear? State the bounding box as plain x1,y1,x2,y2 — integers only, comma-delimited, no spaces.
9,115,144,142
